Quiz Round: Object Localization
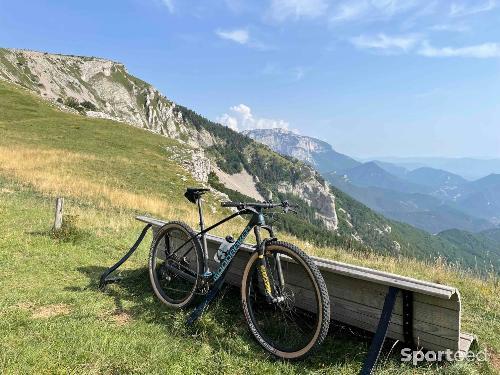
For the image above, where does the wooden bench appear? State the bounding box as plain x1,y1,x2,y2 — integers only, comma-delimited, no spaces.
135,215,475,357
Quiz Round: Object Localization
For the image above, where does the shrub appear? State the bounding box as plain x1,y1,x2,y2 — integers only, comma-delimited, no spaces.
64,97,80,110
80,101,97,111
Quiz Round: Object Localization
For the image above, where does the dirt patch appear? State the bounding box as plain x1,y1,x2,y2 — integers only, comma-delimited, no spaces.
110,311,132,326
489,349,500,370
100,310,133,326
13,302,35,311
31,304,71,319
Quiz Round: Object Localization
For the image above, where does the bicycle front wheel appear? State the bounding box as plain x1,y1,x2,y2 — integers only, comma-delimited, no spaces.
241,241,330,360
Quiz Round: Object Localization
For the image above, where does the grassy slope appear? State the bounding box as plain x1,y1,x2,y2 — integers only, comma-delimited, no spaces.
0,80,499,374
3,47,496,271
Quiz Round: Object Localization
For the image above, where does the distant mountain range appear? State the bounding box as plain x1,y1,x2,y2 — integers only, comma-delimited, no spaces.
1,47,498,272
372,156,500,181
245,128,500,234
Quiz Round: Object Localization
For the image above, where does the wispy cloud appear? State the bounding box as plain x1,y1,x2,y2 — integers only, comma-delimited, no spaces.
350,33,421,53
418,41,500,58
217,104,290,132
261,62,307,81
268,0,328,22
215,28,249,44
161,0,174,13
330,0,424,24
449,0,497,17
330,1,368,22
429,23,470,33
292,66,305,80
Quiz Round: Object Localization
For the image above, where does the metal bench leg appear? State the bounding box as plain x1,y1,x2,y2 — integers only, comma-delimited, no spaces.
99,224,152,289
359,286,399,375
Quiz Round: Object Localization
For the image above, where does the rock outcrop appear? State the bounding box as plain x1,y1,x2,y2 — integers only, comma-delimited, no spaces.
244,128,360,173
0,48,215,148
278,175,338,230
0,48,338,231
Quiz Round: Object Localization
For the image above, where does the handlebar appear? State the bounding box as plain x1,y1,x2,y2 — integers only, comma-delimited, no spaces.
221,200,298,211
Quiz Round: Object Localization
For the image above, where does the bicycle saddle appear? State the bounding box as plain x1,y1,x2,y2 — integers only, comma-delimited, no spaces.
184,187,210,204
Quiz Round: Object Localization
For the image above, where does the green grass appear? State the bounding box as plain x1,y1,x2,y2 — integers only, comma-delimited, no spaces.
1,179,497,374
0,79,499,374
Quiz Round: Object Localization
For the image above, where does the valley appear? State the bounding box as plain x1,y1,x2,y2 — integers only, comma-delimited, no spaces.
1,48,499,273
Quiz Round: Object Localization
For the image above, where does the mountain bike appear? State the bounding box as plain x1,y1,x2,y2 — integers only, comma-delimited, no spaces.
148,187,330,359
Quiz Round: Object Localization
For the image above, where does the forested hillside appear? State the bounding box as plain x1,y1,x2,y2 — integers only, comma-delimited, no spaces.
1,49,499,273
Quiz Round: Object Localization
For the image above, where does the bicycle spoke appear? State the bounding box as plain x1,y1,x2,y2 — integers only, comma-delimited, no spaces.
150,225,202,306
245,247,321,354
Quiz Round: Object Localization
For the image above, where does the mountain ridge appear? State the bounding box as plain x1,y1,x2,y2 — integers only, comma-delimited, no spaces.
246,128,500,238
244,128,360,173
1,47,499,272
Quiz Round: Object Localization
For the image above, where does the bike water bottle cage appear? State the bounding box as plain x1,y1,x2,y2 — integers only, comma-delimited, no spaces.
184,187,210,204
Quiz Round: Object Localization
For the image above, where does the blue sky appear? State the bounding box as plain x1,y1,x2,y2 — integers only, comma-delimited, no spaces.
1,0,499,158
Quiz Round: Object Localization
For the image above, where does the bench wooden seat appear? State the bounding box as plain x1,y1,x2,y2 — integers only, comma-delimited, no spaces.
136,215,476,355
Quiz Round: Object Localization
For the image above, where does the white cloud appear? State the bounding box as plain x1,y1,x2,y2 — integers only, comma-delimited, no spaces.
349,34,500,59
217,104,290,132
261,62,307,81
217,113,239,131
418,41,500,58
330,2,369,22
292,66,305,80
268,0,328,21
350,33,420,52
450,0,497,17
215,28,249,44
429,24,470,33
330,0,424,24
161,0,174,13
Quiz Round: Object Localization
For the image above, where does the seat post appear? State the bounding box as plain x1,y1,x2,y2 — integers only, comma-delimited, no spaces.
197,196,209,270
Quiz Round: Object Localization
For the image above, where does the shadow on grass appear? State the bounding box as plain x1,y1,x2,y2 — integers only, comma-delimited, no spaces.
72,265,415,372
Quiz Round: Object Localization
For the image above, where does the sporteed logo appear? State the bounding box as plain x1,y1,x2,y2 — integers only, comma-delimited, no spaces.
401,348,488,365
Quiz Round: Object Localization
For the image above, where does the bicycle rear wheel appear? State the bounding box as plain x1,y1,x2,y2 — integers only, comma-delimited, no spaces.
241,241,330,360
149,221,204,308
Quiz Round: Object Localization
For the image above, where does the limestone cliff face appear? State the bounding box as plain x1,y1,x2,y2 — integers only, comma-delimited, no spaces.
277,173,338,230
0,48,215,148
0,48,339,232
278,179,338,230
243,128,328,166
244,128,360,173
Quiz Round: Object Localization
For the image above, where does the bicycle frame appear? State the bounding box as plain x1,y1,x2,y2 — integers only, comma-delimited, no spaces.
165,198,275,286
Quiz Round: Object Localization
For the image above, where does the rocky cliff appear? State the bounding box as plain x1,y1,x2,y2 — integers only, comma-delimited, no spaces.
0,48,339,233
243,128,328,166
244,128,360,173
0,48,214,148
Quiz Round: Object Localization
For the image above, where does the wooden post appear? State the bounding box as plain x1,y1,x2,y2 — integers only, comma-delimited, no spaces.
53,197,64,231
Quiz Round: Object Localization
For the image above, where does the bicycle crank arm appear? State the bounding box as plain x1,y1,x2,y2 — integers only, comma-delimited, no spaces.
164,264,198,283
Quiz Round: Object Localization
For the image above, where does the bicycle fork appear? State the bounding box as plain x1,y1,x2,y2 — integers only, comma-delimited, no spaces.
255,226,285,304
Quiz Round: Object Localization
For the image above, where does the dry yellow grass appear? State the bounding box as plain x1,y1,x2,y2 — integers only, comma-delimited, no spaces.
0,145,194,219
0,144,246,237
